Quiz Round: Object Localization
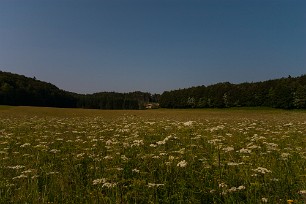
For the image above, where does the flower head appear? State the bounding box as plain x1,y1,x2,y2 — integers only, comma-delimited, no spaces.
177,160,187,168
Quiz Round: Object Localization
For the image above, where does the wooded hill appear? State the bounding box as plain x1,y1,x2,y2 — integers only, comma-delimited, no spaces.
160,75,306,109
1,70,306,109
0,71,158,109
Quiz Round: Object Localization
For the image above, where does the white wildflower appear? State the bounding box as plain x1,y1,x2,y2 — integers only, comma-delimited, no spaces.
22,154,32,157
247,145,261,149
183,121,194,126
228,187,237,192
281,153,290,159
132,168,140,173
102,182,117,188
46,171,59,175
92,178,107,185
264,142,278,150
12,174,28,179
209,125,225,132
219,182,227,188
103,155,113,160
253,167,272,174
238,148,251,154
210,189,216,193
150,144,157,147
284,122,293,126
222,146,234,152
148,183,164,188
34,144,48,149
21,169,34,174
169,155,175,160
115,167,123,171
156,140,166,145
76,153,85,158
208,139,222,145
20,143,31,148
177,160,187,168
177,148,185,154
299,190,306,194
50,149,61,154
105,140,112,145
121,155,129,161
131,140,144,147
7,165,25,170
227,162,244,166
261,197,268,203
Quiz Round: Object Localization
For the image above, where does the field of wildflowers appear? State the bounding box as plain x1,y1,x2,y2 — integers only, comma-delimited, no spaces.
0,106,305,203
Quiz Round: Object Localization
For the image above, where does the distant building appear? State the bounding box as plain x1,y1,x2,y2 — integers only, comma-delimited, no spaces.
145,103,159,109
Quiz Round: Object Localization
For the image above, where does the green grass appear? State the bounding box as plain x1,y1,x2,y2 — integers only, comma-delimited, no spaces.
0,105,14,110
0,106,305,203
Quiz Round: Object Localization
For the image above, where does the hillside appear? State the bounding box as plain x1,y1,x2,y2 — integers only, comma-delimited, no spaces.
0,71,158,109
1,70,306,109
0,71,77,108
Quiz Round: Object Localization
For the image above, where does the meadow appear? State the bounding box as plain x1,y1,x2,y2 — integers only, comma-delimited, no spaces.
0,106,305,203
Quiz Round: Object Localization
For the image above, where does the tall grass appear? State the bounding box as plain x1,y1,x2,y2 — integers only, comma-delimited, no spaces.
0,106,305,203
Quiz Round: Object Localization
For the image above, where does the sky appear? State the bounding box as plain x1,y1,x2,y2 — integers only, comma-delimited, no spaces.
1,0,306,94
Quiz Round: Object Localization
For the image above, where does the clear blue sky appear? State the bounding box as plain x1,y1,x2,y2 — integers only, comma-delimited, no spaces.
1,0,305,94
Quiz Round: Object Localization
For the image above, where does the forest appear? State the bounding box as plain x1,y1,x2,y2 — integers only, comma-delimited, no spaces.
160,75,306,109
1,70,306,109
0,71,158,109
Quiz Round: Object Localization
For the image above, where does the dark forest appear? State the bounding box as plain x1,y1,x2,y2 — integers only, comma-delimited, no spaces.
1,71,306,109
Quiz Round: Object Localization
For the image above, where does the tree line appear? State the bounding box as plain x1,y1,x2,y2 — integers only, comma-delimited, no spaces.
0,71,159,109
1,70,306,110
159,75,306,109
